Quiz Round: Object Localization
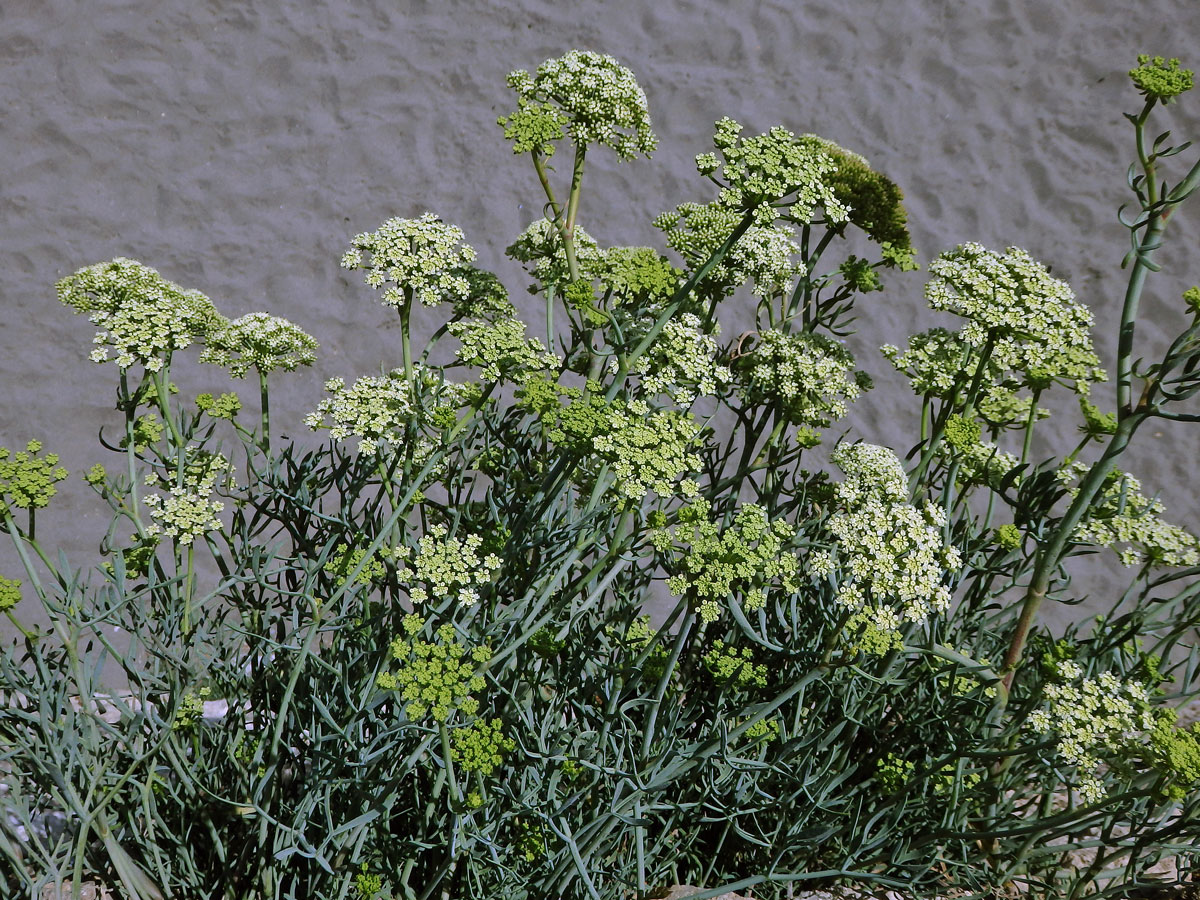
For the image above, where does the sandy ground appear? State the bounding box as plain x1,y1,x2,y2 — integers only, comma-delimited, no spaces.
1,0,1199,639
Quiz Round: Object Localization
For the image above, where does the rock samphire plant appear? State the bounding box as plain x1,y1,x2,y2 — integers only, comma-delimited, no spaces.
4,50,1200,900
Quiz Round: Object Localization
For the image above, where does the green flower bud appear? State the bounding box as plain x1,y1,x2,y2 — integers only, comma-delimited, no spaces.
1183,286,1200,315
0,576,21,611
995,523,1023,551
196,392,242,420
1129,55,1193,102
0,440,69,520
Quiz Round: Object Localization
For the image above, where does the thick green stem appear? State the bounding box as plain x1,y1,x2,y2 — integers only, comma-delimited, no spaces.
151,366,187,454
257,369,271,455
1116,216,1165,417
183,542,195,635
401,290,415,383
561,143,587,284
1020,388,1042,466
1000,412,1143,690
532,151,564,221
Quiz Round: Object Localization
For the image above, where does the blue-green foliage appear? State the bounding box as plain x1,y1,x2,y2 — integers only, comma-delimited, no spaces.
2,51,1200,900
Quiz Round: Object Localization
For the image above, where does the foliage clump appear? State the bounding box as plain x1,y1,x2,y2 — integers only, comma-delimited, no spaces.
5,51,1200,900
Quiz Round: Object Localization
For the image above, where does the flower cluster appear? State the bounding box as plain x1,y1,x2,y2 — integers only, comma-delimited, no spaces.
882,328,985,398
121,414,164,452
1148,709,1200,800
507,218,604,290
1066,466,1200,567
703,640,767,690
497,98,567,157
812,443,961,652
736,716,781,743
876,754,915,793
588,402,702,502
504,51,657,160
395,524,502,607
511,820,547,863
654,202,805,299
941,415,1022,490
201,312,317,378
1129,55,1194,102
449,317,559,383
0,575,20,611
451,717,516,776
611,617,671,682
0,440,68,520
305,365,476,455
653,499,800,623
58,258,226,372
173,687,212,731
1028,660,1155,804
924,244,1106,393
376,615,491,722
699,117,849,224
630,313,730,405
341,214,478,310
599,246,681,313
812,137,914,252
143,452,232,545
195,392,242,420
353,865,384,900
733,329,869,430
323,543,387,587
882,329,1051,427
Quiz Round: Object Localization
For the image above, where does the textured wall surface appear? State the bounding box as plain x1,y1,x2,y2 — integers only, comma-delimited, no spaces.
2,0,1198,633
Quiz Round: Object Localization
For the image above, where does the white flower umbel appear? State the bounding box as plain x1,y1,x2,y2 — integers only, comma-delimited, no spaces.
632,313,730,406
1068,468,1200,567
507,217,604,289
883,327,985,398
201,312,317,378
505,51,657,160
702,117,849,225
1028,662,1155,804
143,452,232,545
654,202,806,299
734,329,866,429
924,243,1106,393
58,258,227,372
305,365,475,455
820,443,961,650
398,524,502,607
341,214,477,310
